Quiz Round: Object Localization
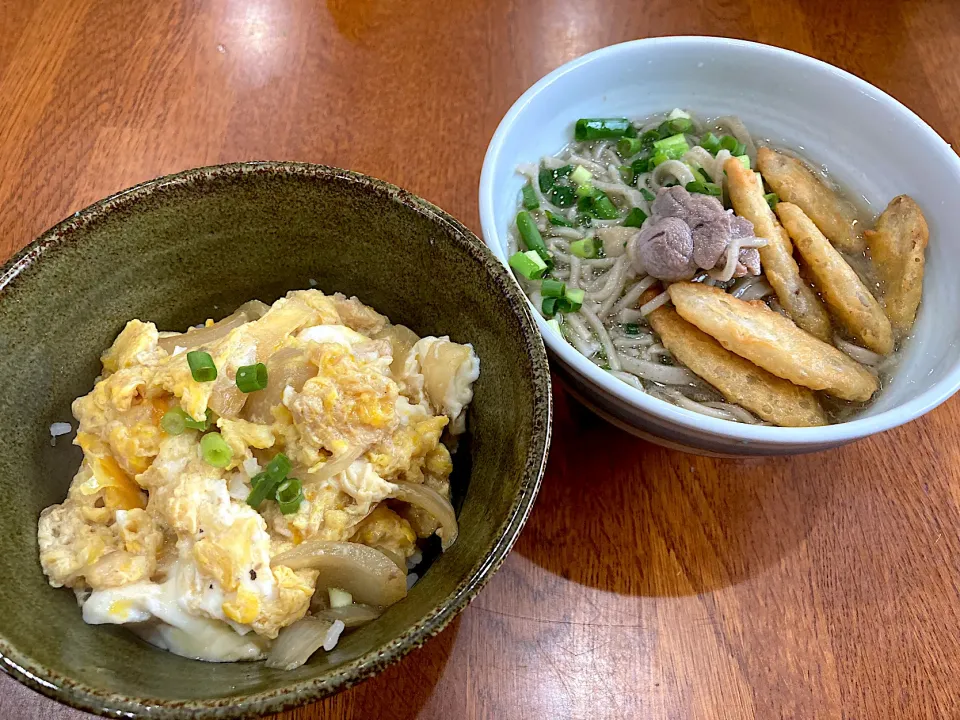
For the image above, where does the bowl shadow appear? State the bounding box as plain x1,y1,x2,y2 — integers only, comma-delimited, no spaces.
513,383,838,597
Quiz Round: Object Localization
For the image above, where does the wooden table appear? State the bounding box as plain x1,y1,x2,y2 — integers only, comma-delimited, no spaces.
3,0,960,718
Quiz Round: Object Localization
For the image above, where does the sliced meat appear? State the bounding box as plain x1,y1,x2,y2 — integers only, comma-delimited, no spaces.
630,218,697,282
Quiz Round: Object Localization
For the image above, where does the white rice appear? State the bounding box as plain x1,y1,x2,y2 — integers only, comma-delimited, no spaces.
322,619,345,651
49,422,72,446
406,573,419,590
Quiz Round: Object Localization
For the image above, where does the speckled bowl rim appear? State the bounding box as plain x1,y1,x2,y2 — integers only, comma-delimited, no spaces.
0,162,553,719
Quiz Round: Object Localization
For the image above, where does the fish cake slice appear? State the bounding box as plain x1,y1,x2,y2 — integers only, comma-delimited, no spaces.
864,195,928,338
641,288,827,427
668,282,878,401
757,147,864,253
724,157,832,342
776,202,893,355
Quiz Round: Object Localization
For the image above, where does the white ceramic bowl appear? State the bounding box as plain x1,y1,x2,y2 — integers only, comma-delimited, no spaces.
480,36,960,455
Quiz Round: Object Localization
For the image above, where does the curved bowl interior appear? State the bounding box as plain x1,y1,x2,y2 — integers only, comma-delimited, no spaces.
480,36,960,453
0,163,550,717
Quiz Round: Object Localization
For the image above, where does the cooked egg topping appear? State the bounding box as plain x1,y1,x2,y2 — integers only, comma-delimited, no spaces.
38,290,478,661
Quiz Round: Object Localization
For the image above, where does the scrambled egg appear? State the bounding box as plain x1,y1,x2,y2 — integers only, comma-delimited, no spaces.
37,290,479,662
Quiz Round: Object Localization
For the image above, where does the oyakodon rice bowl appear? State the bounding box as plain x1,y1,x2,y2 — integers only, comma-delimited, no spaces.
38,289,480,671
0,161,551,718
480,37,960,455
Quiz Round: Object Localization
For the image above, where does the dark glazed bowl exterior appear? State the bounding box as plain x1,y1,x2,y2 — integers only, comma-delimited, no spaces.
0,163,552,718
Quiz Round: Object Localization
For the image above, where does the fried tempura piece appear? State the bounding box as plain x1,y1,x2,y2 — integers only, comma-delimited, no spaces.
724,157,832,342
640,288,827,427
776,203,893,355
757,147,864,253
864,195,929,339
668,282,878,401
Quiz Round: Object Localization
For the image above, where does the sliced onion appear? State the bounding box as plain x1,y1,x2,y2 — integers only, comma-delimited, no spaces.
391,482,458,551
315,604,381,628
158,310,251,354
242,348,317,424
234,299,271,320
271,541,407,607
305,446,362,486
265,616,332,670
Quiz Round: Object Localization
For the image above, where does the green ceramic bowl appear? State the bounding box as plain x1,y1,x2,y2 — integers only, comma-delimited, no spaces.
0,163,552,718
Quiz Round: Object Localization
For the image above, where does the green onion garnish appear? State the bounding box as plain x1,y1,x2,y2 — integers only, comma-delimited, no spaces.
765,192,780,209
685,181,723,197
689,166,707,184
545,318,562,335
652,151,670,167
700,132,722,155
623,208,648,227
187,350,217,383
640,188,656,202
538,168,556,193
545,210,573,227
735,155,751,169
276,477,304,515
570,237,599,259
631,156,652,174
264,452,292,480
592,195,619,220
719,135,739,152
656,121,674,139
246,472,281,510
509,250,548,280
516,211,552,268
640,130,660,148
575,183,597,199
732,141,747,157
570,165,593,186
185,408,214,431
200,432,232,468
666,117,694,135
624,323,641,335
521,183,539,210
541,279,566,298
561,288,585,312
542,296,558,317
618,166,635,186
652,133,690,160
551,185,576,208
574,118,634,141
236,363,268,393
617,137,644,157
160,409,187,436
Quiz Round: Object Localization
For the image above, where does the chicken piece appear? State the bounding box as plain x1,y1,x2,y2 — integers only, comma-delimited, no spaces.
331,293,388,335
38,500,123,588
101,320,162,375
864,195,929,339
668,282,877,401
217,418,276,468
776,202,893,355
287,341,400,456
350,505,417,562
725,157,833,342
641,287,827,427
399,337,479,434
757,148,864,253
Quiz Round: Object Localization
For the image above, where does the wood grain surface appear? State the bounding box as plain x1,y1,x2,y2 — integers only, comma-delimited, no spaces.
3,0,960,718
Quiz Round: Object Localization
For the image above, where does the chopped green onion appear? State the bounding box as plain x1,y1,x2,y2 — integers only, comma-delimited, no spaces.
653,133,690,160
623,208,648,227
185,408,214,431
719,135,739,152
160,408,187,436
564,287,585,306
765,192,780,209
551,186,576,208
666,117,694,135
640,188,656,202
538,168,556,193
542,296,558,317
570,165,593,186
540,278,566,298
617,137,645,157
667,108,691,120
700,132,722,155
516,211,552,268
570,237,600,259
575,183,597,199
689,166,706,184
592,194,619,220
236,363,268,393
618,166,635,185
574,118,634,141
509,250,548,280
555,165,574,177
656,121,674,139
521,183,539,210
652,151,670,167
575,213,593,227
200,432,232,468
264,452,292,480
187,350,217,383
328,587,353,608
545,210,573,227
640,130,660,148
545,318,562,335
624,323,641,335
246,472,280,510
276,477,304,515
685,181,723,197
732,141,747,157
735,154,751,169
631,155,652,174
